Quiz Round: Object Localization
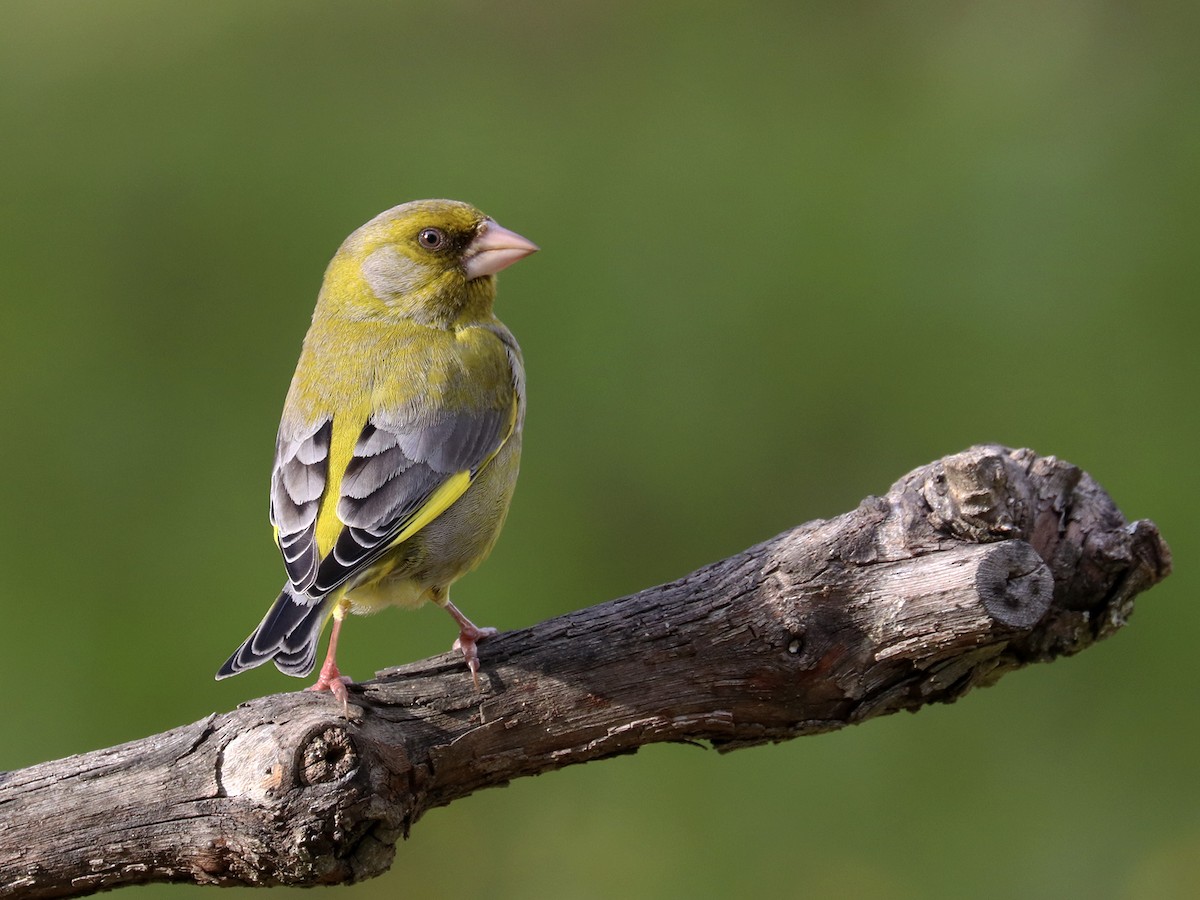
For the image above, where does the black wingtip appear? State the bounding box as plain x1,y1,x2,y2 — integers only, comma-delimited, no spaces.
215,586,329,680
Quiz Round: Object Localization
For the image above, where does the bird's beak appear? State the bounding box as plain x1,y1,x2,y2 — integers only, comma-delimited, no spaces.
463,219,539,280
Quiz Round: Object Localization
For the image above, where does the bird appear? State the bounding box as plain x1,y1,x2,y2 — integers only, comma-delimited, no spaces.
216,199,537,704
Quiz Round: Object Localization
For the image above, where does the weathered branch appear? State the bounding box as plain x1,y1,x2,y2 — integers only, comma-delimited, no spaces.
0,446,1171,897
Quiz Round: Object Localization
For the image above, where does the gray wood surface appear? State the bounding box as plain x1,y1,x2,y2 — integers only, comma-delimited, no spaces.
0,446,1171,896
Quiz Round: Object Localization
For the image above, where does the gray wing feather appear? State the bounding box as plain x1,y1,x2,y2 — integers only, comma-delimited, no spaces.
313,406,511,594
273,325,522,599
270,418,331,593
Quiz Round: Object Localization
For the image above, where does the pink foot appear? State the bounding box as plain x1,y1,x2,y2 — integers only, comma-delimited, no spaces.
307,611,353,712
308,654,353,711
308,670,353,705
443,598,498,688
452,623,499,688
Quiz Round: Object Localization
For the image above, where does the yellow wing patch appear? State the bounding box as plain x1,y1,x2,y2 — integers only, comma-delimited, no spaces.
315,407,371,556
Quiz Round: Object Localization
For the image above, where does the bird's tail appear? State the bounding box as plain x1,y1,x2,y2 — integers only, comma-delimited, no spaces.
215,585,331,680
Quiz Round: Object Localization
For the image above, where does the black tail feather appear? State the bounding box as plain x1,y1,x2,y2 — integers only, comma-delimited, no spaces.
215,585,330,679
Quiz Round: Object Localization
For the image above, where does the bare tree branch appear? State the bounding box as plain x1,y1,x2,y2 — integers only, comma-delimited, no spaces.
0,446,1171,897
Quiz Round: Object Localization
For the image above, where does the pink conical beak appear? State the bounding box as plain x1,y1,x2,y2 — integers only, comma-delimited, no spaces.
463,219,539,280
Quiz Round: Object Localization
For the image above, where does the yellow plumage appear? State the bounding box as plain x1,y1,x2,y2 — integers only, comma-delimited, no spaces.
216,199,537,700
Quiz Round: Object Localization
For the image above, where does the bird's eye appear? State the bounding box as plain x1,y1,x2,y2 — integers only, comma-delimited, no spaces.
417,228,446,250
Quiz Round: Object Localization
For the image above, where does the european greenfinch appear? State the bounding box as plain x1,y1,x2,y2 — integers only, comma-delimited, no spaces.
216,199,537,702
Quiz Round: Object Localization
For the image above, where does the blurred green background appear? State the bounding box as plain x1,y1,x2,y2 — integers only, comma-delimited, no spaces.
1,2,1195,898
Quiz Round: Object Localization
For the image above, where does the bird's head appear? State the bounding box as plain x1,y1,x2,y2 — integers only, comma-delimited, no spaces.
320,199,538,327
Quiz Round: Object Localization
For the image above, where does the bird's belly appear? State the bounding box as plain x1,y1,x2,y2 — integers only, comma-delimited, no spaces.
344,568,430,613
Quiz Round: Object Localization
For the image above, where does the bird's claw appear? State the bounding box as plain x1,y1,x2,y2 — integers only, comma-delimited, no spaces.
309,665,354,714
453,625,498,689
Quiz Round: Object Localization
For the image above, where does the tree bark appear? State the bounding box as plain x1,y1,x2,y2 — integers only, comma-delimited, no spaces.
0,446,1171,897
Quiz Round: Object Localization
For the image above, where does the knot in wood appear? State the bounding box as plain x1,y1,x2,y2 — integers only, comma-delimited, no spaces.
784,626,805,655
974,541,1053,629
924,447,1027,541
298,726,357,786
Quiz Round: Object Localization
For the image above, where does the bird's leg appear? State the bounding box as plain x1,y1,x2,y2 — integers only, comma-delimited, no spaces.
443,598,498,688
309,604,353,711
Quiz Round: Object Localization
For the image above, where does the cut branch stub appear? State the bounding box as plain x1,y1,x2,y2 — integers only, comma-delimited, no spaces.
974,540,1053,627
